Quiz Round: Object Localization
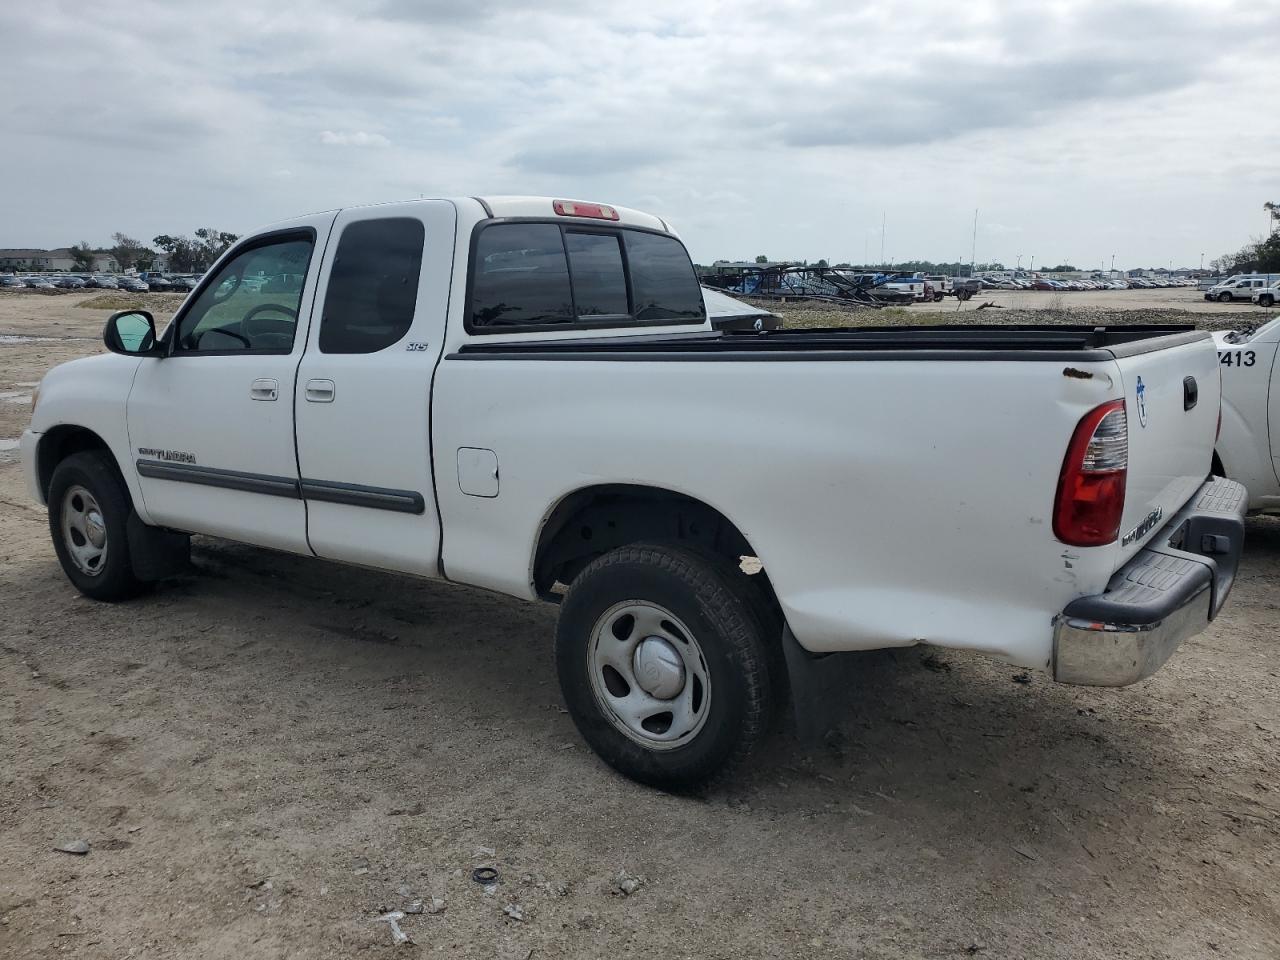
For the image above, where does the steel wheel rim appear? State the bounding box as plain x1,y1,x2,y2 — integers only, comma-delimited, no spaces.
587,600,711,750
60,484,108,576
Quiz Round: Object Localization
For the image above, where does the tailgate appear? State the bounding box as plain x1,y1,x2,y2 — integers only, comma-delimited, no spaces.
1112,335,1220,562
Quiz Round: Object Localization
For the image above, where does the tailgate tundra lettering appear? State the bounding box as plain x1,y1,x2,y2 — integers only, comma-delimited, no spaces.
1121,507,1163,547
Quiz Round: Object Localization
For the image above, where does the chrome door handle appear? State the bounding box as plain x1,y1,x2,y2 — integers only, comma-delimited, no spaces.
250,378,279,401
305,379,335,403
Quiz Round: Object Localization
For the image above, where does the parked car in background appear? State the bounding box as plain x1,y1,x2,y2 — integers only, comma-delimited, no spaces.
86,276,118,289
1,276,26,288
56,276,86,289
117,278,150,292
144,275,173,292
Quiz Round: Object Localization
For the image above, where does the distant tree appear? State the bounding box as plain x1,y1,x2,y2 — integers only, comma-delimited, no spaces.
110,233,151,271
1228,234,1280,273
70,241,94,271
815,259,829,269
1265,201,1279,235
193,228,239,266
1047,263,1078,272
754,255,769,263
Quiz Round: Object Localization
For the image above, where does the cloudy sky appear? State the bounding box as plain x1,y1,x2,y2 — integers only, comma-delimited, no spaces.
2,0,1277,269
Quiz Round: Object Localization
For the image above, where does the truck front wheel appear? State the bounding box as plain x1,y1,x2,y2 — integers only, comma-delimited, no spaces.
555,543,776,791
1218,291,1232,303
48,452,144,601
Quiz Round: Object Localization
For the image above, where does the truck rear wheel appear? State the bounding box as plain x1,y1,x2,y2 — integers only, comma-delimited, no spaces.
555,543,775,791
48,452,145,601
1260,294,1275,308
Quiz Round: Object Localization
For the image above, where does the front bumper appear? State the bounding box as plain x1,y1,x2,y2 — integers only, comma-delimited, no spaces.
1053,477,1247,686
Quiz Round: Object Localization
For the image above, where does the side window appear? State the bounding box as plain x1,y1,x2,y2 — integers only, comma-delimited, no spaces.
176,236,313,353
623,231,704,322
565,232,628,318
470,223,573,328
319,218,425,354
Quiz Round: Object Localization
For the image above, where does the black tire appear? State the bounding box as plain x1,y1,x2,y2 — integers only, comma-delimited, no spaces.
1218,291,1232,303
958,289,972,301
933,292,945,302
1260,295,1274,308
48,451,144,601
555,543,775,791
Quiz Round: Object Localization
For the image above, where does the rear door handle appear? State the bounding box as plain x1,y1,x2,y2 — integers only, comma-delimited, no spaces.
305,379,335,403
250,378,279,401
1184,376,1198,410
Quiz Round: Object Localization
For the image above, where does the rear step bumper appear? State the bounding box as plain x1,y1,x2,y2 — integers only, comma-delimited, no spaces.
1053,477,1247,687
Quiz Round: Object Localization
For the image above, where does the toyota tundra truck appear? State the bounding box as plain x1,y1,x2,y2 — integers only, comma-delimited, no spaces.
21,196,1246,789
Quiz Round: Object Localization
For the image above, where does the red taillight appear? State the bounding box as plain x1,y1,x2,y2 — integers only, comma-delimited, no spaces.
552,199,619,221
1054,399,1128,547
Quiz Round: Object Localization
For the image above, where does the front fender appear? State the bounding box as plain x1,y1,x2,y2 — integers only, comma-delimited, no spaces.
30,353,149,521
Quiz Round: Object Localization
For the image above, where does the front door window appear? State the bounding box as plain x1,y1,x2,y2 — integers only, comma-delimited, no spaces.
175,235,314,353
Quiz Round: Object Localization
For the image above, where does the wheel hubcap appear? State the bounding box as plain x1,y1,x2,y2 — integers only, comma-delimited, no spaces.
587,601,711,750
60,485,109,576
633,637,685,699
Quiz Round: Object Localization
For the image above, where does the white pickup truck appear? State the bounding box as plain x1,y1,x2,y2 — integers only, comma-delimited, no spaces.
1214,314,1280,511
21,196,1247,789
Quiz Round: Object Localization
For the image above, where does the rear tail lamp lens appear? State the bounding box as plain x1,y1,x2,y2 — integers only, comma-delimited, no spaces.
1054,400,1128,547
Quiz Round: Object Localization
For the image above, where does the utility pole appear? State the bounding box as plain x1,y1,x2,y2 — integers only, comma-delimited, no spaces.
1200,252,1205,271
880,211,886,267
1030,255,1035,273
1111,253,1115,274
1016,254,1022,271
970,208,978,276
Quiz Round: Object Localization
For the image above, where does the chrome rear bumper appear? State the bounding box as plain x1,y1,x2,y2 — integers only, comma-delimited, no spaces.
1053,477,1247,687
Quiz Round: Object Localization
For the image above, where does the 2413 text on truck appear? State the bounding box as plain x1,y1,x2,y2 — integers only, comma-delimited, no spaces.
20,196,1246,789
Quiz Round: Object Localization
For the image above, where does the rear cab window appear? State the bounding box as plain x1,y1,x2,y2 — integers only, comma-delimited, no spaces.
467,221,704,333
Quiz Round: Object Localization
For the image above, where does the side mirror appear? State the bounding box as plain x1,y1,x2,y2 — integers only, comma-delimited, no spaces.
104,310,161,356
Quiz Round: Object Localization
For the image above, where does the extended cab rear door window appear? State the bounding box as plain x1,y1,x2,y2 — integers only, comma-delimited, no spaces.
319,217,426,353
468,221,704,332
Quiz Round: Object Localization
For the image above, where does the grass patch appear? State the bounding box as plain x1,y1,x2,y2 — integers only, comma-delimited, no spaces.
78,293,187,312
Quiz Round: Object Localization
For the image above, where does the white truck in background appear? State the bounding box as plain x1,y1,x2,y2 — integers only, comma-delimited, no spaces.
21,195,1246,789
1214,314,1280,511
1204,274,1280,303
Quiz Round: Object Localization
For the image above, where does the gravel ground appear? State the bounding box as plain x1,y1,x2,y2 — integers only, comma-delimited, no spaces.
2,287,1278,959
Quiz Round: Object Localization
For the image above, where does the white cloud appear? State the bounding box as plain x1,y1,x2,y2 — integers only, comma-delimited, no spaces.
0,0,1276,269
319,130,391,148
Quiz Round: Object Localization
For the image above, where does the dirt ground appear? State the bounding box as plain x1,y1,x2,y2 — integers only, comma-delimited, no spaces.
2,288,1279,959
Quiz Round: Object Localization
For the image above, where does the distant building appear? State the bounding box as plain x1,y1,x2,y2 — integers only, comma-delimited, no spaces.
0,248,118,272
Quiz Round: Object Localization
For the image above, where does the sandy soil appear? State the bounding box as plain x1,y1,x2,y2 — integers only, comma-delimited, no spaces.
2,288,1279,959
